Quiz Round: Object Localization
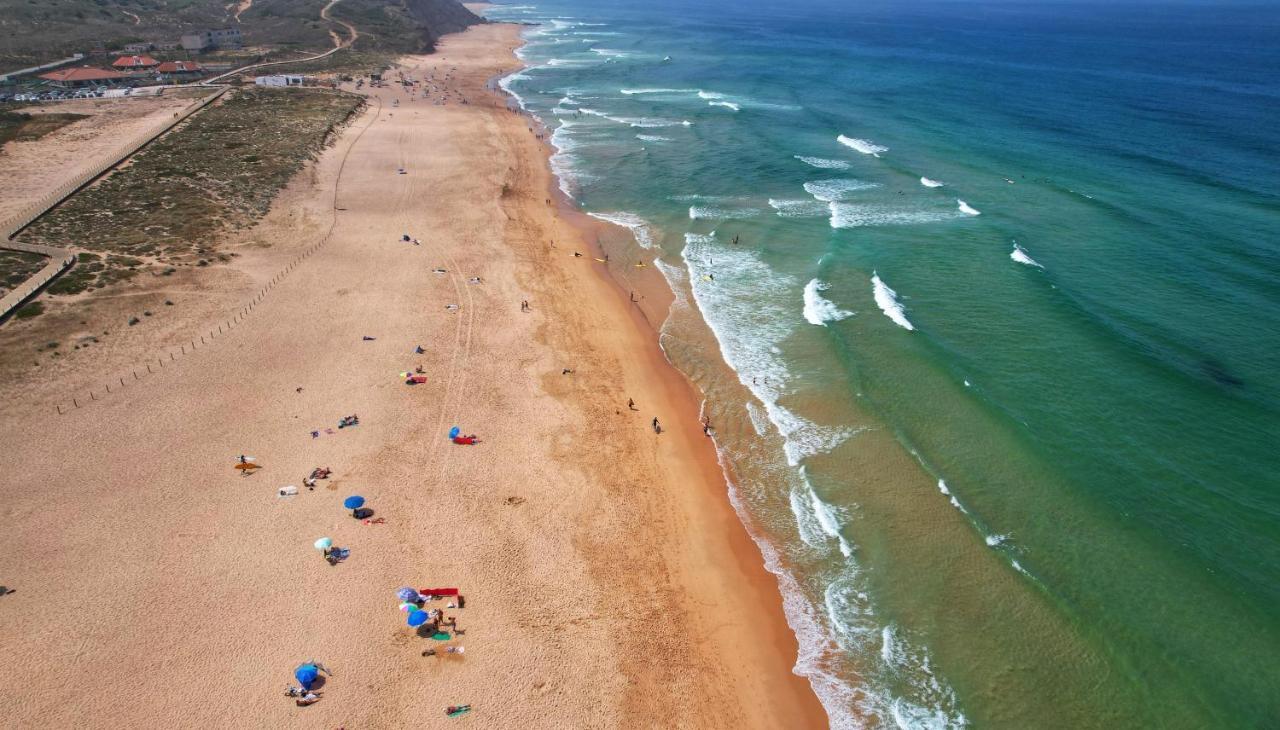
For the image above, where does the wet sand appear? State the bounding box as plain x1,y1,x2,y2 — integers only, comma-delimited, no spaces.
0,23,826,728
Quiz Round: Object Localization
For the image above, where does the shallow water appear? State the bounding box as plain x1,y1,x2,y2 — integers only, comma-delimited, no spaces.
486,1,1280,726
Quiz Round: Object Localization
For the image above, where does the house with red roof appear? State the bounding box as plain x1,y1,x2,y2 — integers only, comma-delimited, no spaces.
112,55,160,70
39,66,128,87
156,60,203,75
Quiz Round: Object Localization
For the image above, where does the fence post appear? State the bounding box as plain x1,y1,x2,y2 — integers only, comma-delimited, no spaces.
73,397,78,408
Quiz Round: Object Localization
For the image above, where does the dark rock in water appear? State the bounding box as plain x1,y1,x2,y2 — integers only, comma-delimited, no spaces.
1202,359,1244,388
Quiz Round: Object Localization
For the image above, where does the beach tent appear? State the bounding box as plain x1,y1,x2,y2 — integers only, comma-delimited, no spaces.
294,663,319,689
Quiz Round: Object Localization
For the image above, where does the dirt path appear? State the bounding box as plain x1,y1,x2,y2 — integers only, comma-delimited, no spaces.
233,0,252,23
321,0,359,48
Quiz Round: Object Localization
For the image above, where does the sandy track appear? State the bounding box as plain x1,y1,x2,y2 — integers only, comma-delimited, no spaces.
0,24,826,729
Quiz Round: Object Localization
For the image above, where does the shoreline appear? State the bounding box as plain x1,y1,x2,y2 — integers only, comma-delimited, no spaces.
0,20,828,729
481,23,831,726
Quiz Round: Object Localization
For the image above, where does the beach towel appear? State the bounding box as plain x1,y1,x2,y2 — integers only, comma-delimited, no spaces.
418,588,460,596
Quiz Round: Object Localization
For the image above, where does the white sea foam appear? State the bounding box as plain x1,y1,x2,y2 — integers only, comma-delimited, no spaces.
871,273,914,331
578,108,682,128
790,485,830,550
768,198,828,218
957,199,981,216
587,211,656,249
688,206,760,220
986,533,1011,547
803,279,854,325
545,57,597,68
837,135,888,157
744,400,770,436
828,203,957,228
681,237,854,466
548,120,598,199
809,485,854,558
1011,243,1043,268
635,134,671,142
589,47,627,57
708,100,741,111
937,479,967,514
620,87,698,95
796,156,852,170
804,178,879,202
920,177,945,188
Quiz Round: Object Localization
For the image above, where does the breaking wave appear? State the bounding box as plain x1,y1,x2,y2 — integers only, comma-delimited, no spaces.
957,199,981,216
920,177,945,188
829,203,958,229
803,279,855,325
689,206,760,220
796,156,852,170
837,135,888,157
1011,243,1043,268
871,273,915,331
768,198,829,218
587,211,657,249
804,179,880,202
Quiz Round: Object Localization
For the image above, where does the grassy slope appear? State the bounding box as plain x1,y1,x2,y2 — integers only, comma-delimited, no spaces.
0,110,89,145
0,0,481,70
16,87,364,296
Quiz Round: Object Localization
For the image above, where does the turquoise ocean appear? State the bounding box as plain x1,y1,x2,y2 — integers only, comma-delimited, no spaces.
481,1,1280,727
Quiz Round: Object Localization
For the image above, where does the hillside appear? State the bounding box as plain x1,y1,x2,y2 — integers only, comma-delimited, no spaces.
0,0,482,71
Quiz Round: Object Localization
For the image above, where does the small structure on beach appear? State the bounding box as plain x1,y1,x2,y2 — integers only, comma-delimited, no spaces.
255,75,305,88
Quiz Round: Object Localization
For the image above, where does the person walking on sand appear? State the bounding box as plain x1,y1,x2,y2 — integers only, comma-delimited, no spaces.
652,417,662,434
702,416,713,436
628,398,636,411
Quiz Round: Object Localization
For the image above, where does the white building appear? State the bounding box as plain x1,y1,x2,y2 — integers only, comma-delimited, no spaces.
254,75,305,87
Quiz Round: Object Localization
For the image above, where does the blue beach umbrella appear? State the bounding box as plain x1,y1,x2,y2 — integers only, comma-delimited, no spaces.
407,610,430,627
448,426,460,439
396,586,420,603
343,495,365,510
294,663,319,689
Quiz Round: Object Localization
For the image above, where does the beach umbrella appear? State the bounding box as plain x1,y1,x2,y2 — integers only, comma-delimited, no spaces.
399,602,416,612
396,586,419,602
448,426,460,439
294,663,319,689
314,537,332,551
343,495,365,510
407,610,430,627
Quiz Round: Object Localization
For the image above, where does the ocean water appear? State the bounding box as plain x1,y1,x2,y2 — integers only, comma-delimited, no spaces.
483,1,1280,727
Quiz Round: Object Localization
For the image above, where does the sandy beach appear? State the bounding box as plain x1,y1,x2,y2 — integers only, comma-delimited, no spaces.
0,21,825,729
